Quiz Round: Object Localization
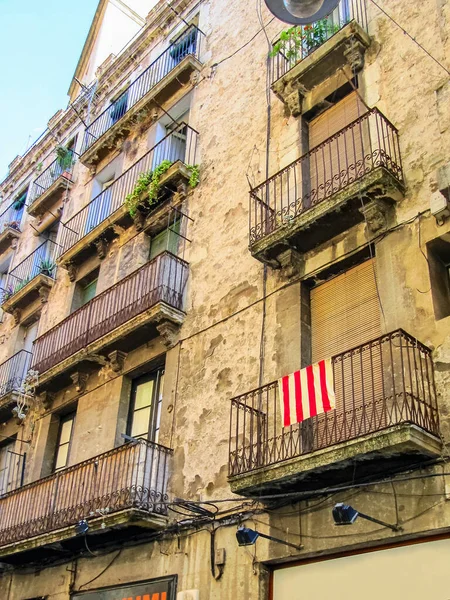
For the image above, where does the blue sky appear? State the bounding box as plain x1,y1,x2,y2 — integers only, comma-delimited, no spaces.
0,0,98,179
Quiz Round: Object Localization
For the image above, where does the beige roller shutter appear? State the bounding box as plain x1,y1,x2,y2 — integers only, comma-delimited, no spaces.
309,91,365,149
308,92,368,206
311,259,381,362
309,259,383,446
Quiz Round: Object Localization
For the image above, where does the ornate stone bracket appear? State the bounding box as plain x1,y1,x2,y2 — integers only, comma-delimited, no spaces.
66,262,77,282
285,89,303,118
277,248,304,279
359,198,391,235
107,350,128,373
12,308,21,326
70,371,89,393
94,237,108,260
132,208,146,232
344,38,366,72
156,319,180,349
40,391,56,410
38,285,50,304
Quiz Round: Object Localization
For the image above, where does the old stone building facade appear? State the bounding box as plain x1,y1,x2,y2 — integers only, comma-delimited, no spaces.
0,0,449,597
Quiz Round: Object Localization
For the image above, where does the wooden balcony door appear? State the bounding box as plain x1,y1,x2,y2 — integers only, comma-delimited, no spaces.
309,259,383,450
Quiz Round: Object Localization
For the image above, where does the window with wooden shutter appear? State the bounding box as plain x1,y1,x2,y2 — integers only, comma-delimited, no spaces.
309,259,383,444
311,258,381,362
308,92,368,207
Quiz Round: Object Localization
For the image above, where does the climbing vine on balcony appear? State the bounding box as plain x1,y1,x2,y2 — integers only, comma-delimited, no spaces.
125,161,200,218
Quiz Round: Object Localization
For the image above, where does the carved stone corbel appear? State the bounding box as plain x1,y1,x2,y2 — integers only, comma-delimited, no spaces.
40,391,56,410
94,237,108,260
66,262,77,282
12,308,21,326
107,350,128,373
156,320,180,349
132,208,146,232
359,198,390,235
343,38,366,72
277,248,304,279
190,71,200,86
285,90,303,117
38,285,50,304
70,371,89,393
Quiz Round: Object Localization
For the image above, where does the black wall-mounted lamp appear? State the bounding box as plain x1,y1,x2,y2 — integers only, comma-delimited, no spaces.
332,503,401,532
236,527,303,551
75,519,89,535
263,0,342,25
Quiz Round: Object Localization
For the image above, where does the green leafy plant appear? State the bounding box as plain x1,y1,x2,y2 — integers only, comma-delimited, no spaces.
55,146,74,171
35,162,43,173
14,277,31,294
125,161,201,218
38,258,56,277
270,20,342,61
186,165,200,188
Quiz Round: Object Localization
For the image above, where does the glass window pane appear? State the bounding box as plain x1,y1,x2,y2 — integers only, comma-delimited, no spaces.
55,444,69,470
134,380,154,410
59,419,73,444
81,278,98,306
131,407,151,438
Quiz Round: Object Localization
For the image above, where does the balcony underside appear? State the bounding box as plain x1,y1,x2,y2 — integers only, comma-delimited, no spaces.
0,227,20,256
58,161,190,270
2,274,54,325
0,507,167,564
0,391,24,421
36,300,184,390
229,423,442,496
28,175,73,218
272,21,371,116
80,55,202,169
250,167,404,266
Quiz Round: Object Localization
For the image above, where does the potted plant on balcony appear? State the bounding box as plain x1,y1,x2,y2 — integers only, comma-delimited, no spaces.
4,220,20,231
271,20,343,62
38,258,56,278
1,285,14,303
55,146,74,180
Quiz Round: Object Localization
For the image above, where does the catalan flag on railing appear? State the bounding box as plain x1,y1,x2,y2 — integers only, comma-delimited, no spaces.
278,359,336,427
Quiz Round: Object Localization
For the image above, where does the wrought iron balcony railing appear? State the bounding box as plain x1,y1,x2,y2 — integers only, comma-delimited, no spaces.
2,239,59,303
270,0,368,84
229,330,439,477
29,150,77,205
0,439,171,548
0,350,32,399
32,251,188,374
81,25,203,155
59,123,198,258
0,199,25,234
249,108,403,245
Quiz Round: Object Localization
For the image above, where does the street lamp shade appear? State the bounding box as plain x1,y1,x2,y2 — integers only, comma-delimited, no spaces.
236,527,260,546
263,0,342,25
332,503,359,525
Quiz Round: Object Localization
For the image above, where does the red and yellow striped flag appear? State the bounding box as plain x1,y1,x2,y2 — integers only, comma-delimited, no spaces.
278,358,336,427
